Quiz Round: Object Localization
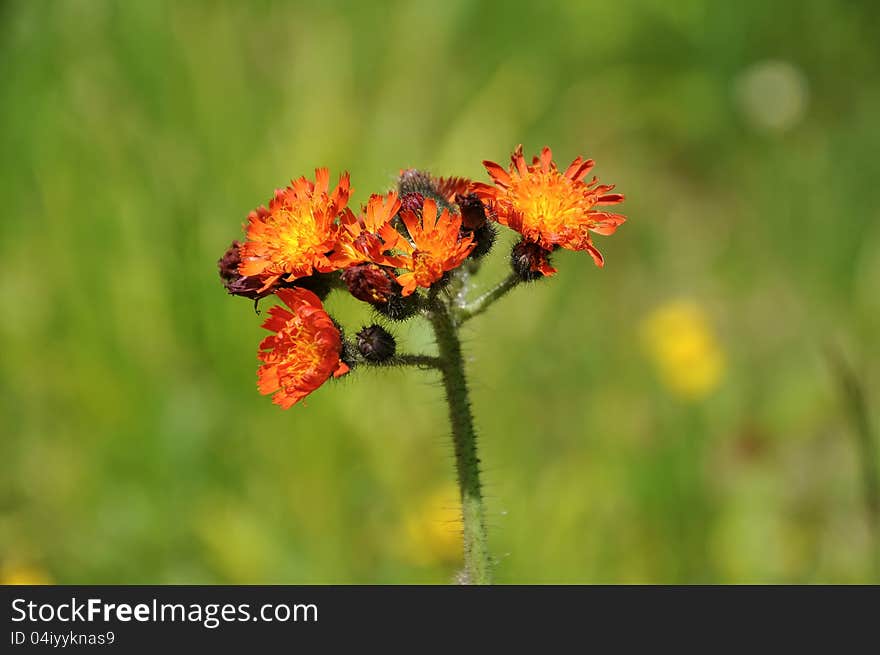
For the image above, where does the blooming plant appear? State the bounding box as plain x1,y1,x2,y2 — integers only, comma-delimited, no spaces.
218,146,625,584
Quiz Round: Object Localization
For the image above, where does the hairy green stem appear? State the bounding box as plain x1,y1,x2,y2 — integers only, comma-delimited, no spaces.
428,299,492,584
457,274,520,323
386,353,441,369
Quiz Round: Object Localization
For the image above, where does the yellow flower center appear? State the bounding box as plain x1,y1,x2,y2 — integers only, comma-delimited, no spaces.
509,172,588,234
412,250,444,287
267,205,333,268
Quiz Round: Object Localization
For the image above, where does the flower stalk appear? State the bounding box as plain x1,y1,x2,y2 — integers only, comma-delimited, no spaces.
457,273,521,323
386,353,442,369
427,296,492,584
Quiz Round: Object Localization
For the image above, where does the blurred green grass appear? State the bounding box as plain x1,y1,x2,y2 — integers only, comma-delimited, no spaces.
1,0,879,583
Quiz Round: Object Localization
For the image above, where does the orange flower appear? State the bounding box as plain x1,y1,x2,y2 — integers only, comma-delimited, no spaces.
239,168,352,291
472,145,625,268
396,198,474,296
256,287,349,409
330,191,409,269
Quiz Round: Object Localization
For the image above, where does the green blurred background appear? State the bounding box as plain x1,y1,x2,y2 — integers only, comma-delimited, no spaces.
2,0,879,584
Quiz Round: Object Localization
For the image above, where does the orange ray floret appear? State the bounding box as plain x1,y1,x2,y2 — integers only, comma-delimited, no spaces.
396,198,475,296
330,191,409,269
256,287,349,409
433,176,473,204
239,168,353,291
472,145,625,268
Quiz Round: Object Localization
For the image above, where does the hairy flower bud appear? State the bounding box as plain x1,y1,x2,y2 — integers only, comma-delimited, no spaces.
467,222,497,261
226,275,277,300
511,240,556,281
356,324,396,363
333,321,359,372
374,291,421,321
400,192,426,218
452,194,494,260
341,263,398,304
455,193,487,230
218,240,243,282
398,169,438,198
219,240,277,300
340,262,420,320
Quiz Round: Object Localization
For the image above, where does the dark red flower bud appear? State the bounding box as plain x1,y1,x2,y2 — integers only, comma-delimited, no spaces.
356,324,397,362
400,192,426,218
455,193,488,230
218,240,243,283
225,275,277,299
341,263,398,304
219,240,278,302
511,240,557,281
465,222,497,260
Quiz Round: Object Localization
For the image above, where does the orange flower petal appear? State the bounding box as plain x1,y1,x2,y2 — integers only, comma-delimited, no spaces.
481,160,512,187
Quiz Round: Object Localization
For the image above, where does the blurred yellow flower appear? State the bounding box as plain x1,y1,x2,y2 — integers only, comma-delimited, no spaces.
1,563,52,585
400,485,463,566
641,300,726,399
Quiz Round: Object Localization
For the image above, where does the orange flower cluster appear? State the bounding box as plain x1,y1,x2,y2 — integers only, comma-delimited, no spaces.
234,172,476,302
219,146,625,407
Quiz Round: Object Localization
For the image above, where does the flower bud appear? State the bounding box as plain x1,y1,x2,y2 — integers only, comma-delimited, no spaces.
226,275,276,300
334,321,359,372
356,324,397,362
454,193,487,230
218,240,277,300
398,169,437,198
374,291,421,321
218,240,243,283
451,193,494,260
467,222,497,261
400,192,426,218
511,240,557,281
341,263,398,304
